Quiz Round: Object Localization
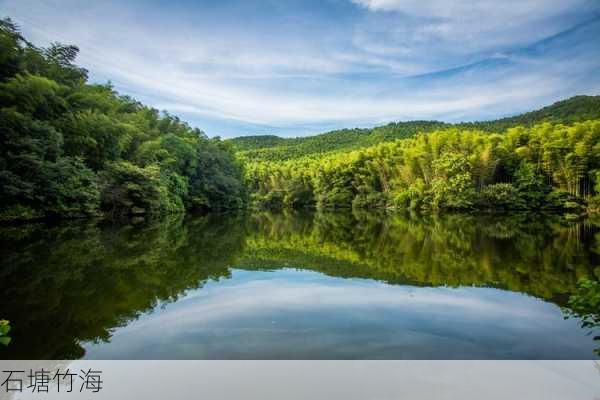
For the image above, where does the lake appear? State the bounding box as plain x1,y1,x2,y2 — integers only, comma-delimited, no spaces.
0,210,599,359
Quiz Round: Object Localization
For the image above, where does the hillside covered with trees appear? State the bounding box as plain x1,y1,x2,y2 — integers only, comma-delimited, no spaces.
244,120,600,213
0,19,246,222
230,96,600,162
230,121,452,162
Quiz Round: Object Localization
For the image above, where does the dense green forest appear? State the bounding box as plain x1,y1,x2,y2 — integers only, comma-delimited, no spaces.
2,18,600,220
230,121,451,162
243,111,600,213
0,19,245,222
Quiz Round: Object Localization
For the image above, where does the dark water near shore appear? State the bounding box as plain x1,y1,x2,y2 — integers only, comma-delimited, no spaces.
1,211,599,359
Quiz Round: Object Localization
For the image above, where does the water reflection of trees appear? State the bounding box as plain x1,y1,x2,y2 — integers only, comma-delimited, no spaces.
241,211,600,302
0,214,246,359
0,211,598,359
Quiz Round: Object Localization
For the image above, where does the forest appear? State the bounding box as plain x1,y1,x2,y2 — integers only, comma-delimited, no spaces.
243,112,600,213
0,19,246,222
2,18,600,221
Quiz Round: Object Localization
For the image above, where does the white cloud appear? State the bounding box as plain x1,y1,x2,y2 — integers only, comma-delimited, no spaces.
0,0,598,136
108,274,559,334
81,270,593,359
350,0,595,69
351,0,583,18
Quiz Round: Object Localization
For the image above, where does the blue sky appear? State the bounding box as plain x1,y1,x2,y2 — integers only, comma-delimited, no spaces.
1,0,599,138
83,269,597,359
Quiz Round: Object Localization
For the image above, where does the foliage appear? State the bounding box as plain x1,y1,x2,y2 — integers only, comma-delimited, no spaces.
231,122,451,162
188,140,246,210
589,170,600,212
100,161,179,217
0,18,245,221
0,320,10,346
566,279,600,328
485,95,600,129
564,279,600,355
478,184,524,209
244,121,600,212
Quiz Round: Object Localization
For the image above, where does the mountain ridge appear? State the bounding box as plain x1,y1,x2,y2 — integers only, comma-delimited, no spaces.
228,95,600,161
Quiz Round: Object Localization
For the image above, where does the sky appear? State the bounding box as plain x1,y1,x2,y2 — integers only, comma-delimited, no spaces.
83,269,596,359
1,0,599,138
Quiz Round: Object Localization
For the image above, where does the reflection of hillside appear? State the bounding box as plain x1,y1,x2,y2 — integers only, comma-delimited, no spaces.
0,210,598,359
239,211,600,302
0,214,246,359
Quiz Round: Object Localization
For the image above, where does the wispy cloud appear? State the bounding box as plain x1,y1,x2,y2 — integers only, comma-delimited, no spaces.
0,0,599,137
82,269,593,359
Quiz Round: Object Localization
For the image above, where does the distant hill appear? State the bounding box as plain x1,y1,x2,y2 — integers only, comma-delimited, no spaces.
228,95,600,161
459,95,600,131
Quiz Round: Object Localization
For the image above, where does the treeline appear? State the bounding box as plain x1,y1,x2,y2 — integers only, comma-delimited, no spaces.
230,96,600,162
0,19,245,222
478,95,600,130
231,121,450,162
246,121,600,213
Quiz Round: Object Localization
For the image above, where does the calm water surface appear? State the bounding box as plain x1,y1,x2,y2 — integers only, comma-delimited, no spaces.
1,211,599,359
